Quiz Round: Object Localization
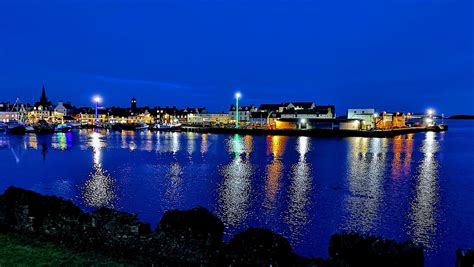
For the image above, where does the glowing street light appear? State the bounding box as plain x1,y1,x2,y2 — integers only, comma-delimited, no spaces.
235,92,241,128
427,109,435,116
93,96,102,125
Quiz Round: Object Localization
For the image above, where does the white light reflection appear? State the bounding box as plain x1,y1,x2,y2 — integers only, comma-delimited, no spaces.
218,134,253,226
82,131,116,208
164,162,184,206
408,131,440,248
285,136,312,239
154,132,181,154
344,137,387,234
186,132,196,157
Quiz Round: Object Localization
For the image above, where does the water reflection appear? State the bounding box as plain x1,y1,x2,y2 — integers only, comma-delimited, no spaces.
25,134,38,149
51,132,73,150
391,134,414,179
164,161,183,206
186,132,196,157
344,137,387,234
219,134,253,227
408,131,440,248
82,131,116,208
154,132,181,154
264,136,287,210
286,136,312,239
200,134,209,155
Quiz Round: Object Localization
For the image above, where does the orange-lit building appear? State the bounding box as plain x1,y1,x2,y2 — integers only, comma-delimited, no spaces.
375,112,406,129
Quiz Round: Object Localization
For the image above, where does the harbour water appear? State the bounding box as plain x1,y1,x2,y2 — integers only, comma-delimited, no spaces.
0,121,472,266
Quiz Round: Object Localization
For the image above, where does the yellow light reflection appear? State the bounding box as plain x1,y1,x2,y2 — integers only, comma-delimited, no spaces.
264,136,287,209
200,134,208,155
26,134,38,149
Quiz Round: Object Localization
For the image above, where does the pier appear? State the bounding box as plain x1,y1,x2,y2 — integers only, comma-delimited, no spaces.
179,126,446,138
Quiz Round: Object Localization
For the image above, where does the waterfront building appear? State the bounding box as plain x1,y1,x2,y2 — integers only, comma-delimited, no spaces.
155,106,179,124
79,110,109,125
258,102,316,113
250,111,271,127
280,105,336,120
375,112,406,129
339,119,361,130
347,108,377,130
189,113,229,125
0,111,20,122
229,104,257,124
54,101,75,116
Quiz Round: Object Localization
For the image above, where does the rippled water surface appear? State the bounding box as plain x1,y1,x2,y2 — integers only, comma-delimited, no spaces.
0,121,473,266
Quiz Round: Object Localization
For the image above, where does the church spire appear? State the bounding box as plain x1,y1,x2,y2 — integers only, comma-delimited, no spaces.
40,84,47,103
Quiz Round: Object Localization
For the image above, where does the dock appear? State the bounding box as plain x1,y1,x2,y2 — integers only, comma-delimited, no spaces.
177,126,447,138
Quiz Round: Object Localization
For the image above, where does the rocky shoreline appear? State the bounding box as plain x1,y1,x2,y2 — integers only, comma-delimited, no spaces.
0,187,470,266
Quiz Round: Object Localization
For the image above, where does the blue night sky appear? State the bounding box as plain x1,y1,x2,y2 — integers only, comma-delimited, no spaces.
0,0,472,115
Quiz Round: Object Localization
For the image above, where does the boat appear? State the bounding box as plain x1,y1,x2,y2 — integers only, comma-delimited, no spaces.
6,120,26,135
25,126,35,133
33,120,55,134
152,123,182,131
55,124,72,133
135,122,149,131
115,122,149,131
428,124,449,132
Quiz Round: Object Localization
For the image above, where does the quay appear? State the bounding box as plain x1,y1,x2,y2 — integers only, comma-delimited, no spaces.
179,126,447,138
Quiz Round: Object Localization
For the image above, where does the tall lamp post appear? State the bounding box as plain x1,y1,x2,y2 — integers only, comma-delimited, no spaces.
235,92,241,128
93,96,102,125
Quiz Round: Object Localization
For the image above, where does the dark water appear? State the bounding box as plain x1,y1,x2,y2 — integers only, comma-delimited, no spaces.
0,121,473,266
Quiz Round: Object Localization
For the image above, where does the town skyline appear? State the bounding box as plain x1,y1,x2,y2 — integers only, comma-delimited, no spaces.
0,84,453,116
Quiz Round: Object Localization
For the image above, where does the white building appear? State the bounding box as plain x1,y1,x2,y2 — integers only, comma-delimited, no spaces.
347,108,376,130
54,102,68,115
189,113,229,125
229,104,257,123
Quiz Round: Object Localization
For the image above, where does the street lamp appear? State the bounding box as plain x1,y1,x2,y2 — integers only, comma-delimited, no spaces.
427,109,435,116
93,96,102,125
235,92,241,128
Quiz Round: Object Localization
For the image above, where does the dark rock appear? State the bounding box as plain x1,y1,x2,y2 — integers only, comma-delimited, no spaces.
456,249,474,267
152,207,225,265
0,187,89,241
91,208,151,248
158,207,224,245
227,228,296,266
0,187,429,266
328,233,423,267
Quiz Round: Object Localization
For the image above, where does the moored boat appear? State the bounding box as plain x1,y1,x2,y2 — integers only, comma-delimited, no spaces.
6,120,26,135
33,121,55,134
135,122,149,130
55,124,72,133
152,123,182,131
25,126,35,133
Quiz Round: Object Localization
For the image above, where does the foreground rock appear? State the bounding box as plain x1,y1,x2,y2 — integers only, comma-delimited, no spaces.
0,187,427,266
329,233,423,267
